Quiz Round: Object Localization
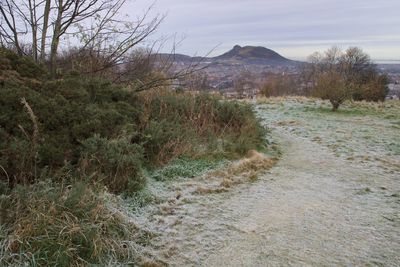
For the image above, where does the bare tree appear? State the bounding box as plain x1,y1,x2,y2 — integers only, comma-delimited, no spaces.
313,70,349,111
298,52,325,94
48,0,127,75
306,46,388,110
72,1,163,75
233,69,255,98
180,71,210,91
0,0,209,92
0,0,164,76
0,0,52,59
0,0,26,55
261,73,297,97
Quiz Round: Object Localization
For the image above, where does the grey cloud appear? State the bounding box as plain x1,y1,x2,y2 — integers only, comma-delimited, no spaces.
128,0,400,60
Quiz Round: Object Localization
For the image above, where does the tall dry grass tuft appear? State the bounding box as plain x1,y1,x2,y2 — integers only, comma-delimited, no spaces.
195,151,278,194
13,98,41,183
213,150,278,187
20,98,39,146
0,181,146,266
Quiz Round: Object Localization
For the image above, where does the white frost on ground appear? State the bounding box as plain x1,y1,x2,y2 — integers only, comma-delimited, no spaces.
127,98,400,266
257,98,400,176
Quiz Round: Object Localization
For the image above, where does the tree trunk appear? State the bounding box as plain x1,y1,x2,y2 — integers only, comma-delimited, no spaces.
28,0,38,61
331,100,340,111
39,0,51,62
49,33,60,77
31,28,38,61
49,0,63,77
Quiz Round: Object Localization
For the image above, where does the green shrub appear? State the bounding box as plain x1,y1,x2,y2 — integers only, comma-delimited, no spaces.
79,135,145,194
0,48,46,80
0,71,143,184
142,119,195,163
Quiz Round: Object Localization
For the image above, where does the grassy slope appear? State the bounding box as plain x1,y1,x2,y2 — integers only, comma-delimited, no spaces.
256,97,400,174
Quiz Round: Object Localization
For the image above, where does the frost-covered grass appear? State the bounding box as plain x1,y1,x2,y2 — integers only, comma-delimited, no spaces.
0,181,147,267
256,97,400,174
150,157,228,181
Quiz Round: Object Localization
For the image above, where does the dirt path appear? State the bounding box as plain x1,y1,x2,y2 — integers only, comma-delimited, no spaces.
140,101,399,266
203,130,399,266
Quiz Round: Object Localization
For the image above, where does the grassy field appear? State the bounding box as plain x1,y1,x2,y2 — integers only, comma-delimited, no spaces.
256,97,400,175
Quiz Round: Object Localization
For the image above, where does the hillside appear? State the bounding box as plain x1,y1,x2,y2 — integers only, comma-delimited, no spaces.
158,45,299,66
215,45,295,65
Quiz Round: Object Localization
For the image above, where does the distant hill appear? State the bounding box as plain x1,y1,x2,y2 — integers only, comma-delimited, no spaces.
215,45,291,63
157,45,299,66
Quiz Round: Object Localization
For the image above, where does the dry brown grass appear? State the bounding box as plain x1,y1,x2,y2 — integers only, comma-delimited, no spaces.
194,186,229,195
142,261,168,267
216,150,277,187
277,120,299,126
196,150,277,194
20,98,39,145
256,96,320,105
13,97,41,184
0,181,147,266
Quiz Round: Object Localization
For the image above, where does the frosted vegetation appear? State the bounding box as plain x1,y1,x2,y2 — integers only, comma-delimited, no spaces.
0,0,397,264
256,97,400,175
116,97,399,266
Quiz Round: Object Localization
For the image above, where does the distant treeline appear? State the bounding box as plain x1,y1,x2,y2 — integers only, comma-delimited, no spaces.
261,47,389,110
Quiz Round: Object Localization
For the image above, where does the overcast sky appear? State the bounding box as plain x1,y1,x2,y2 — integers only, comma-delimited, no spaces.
128,0,400,60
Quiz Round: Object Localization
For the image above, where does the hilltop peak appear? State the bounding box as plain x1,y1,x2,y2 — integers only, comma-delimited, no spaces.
215,45,291,64
157,44,298,66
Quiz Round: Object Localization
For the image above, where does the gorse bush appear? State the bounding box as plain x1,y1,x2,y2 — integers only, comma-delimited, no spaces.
79,135,145,194
0,51,142,187
0,49,266,187
0,48,47,81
